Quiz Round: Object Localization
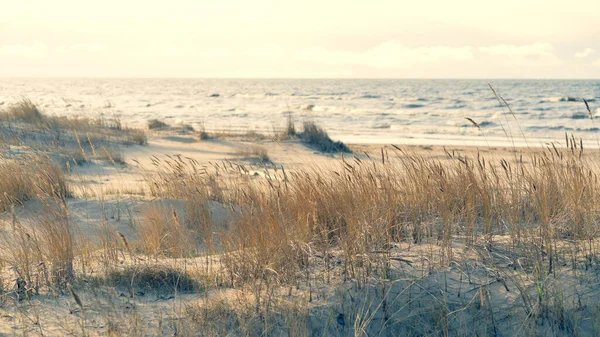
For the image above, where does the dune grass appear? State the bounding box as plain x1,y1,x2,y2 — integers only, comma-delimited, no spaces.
235,144,270,163
0,154,74,293
278,116,352,152
192,117,350,153
0,153,69,211
4,98,45,124
0,99,147,147
126,136,600,335
147,119,169,130
3,140,600,335
298,121,351,153
102,264,200,294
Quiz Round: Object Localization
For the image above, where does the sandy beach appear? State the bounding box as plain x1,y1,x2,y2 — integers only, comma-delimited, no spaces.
0,101,599,336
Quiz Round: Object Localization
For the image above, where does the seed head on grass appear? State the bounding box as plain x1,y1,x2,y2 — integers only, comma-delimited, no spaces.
117,231,132,256
465,117,480,129
583,98,593,120
67,282,84,312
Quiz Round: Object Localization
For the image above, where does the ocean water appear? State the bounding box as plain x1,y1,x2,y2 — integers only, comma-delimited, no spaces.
0,78,599,147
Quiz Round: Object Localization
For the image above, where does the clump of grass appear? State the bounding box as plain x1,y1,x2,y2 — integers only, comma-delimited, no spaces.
125,129,148,145
180,124,194,132
103,265,200,294
4,99,45,124
276,112,297,141
194,125,276,141
147,119,169,130
299,121,351,153
212,130,272,141
39,200,75,287
0,98,148,147
276,116,351,152
243,130,269,140
285,114,296,137
137,202,196,258
197,122,210,140
0,155,73,288
236,145,270,163
181,294,312,336
60,147,89,166
199,131,210,140
100,146,125,165
60,141,125,166
1,184,74,290
0,154,69,211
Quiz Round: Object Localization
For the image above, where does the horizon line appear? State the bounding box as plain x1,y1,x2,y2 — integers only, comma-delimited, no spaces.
1,77,599,81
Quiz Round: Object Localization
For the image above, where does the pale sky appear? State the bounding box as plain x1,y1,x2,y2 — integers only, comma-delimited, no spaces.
1,0,599,78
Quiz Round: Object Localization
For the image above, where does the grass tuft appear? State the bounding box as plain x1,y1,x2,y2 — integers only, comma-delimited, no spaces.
299,121,351,153
104,265,200,294
0,154,69,211
236,145,270,163
147,119,169,129
4,99,45,124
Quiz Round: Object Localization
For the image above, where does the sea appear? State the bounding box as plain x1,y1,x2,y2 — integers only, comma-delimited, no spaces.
1,78,599,147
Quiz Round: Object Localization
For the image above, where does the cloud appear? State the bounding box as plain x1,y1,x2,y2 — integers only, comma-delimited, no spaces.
294,41,566,70
56,44,106,53
478,42,562,66
196,48,230,58
0,41,48,59
244,44,287,60
575,48,595,58
479,42,553,57
296,41,474,69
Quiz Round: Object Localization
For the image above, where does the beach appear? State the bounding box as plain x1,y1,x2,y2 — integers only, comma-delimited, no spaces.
1,99,600,335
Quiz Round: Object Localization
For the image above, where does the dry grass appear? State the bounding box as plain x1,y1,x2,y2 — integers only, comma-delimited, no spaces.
137,202,197,258
0,99,148,147
3,96,600,335
0,156,74,292
147,119,169,129
0,153,69,211
61,144,125,167
131,140,600,335
299,121,351,153
284,113,296,138
3,142,600,335
4,99,45,124
102,264,200,294
197,122,211,140
235,145,270,163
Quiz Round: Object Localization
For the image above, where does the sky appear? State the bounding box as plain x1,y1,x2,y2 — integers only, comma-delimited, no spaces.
1,0,599,78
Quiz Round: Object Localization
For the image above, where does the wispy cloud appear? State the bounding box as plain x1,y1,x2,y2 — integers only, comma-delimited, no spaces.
296,41,474,69
294,41,565,70
575,48,595,58
479,42,554,57
478,42,562,66
0,41,48,59
244,44,286,59
56,44,106,53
